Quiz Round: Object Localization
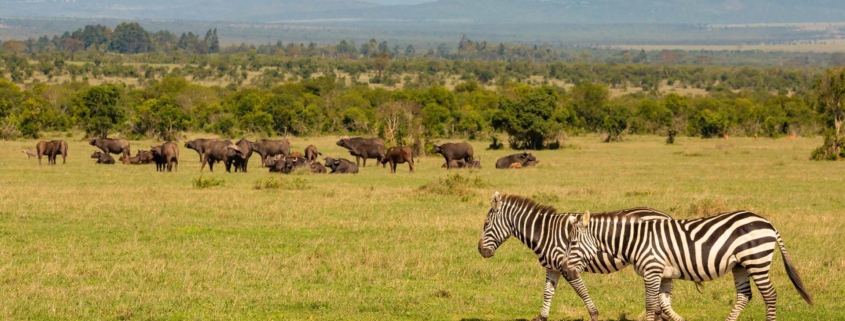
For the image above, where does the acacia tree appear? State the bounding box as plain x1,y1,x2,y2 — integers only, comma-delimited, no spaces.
492,85,567,149
72,84,123,138
812,67,845,160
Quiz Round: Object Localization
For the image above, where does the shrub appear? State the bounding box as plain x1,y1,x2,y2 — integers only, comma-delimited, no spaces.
192,175,225,189
419,173,486,197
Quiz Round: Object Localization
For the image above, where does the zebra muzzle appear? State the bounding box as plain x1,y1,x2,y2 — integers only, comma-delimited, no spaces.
478,240,495,258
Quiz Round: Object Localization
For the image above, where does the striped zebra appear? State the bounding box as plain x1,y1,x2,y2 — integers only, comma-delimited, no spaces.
478,192,682,321
561,210,813,321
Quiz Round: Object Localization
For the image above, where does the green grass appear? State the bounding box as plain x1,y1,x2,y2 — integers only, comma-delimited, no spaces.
0,134,840,320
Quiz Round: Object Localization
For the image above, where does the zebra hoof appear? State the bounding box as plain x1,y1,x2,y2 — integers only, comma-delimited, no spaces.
530,316,548,321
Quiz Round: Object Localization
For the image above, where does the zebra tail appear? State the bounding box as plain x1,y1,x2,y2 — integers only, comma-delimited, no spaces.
776,231,813,305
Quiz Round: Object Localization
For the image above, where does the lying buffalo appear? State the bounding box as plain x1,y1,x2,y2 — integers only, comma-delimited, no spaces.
324,156,358,174
441,159,482,169
185,139,215,163
231,138,254,172
381,146,414,173
89,137,130,158
152,142,179,172
91,151,115,164
36,140,68,165
309,161,327,173
136,150,154,164
282,156,308,174
201,140,239,172
252,139,290,166
336,137,385,167
305,145,322,161
495,152,537,169
432,142,474,169
119,154,144,165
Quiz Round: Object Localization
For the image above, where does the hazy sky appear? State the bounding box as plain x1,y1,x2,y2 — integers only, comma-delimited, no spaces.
365,0,434,5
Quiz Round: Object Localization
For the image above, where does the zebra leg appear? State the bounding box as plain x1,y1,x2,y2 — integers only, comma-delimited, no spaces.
564,275,599,321
725,267,752,321
659,278,686,321
533,269,560,321
644,274,663,321
748,267,778,321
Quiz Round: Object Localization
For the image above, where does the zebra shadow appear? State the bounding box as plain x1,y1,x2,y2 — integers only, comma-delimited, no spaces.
461,315,636,321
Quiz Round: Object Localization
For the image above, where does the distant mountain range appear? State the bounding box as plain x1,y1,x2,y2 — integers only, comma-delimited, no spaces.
3,0,845,24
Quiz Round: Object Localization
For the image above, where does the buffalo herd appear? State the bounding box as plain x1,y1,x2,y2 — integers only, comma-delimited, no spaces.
29,136,541,173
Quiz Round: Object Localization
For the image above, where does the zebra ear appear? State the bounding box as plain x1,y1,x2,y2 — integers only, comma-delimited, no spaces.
581,211,591,226
491,192,502,210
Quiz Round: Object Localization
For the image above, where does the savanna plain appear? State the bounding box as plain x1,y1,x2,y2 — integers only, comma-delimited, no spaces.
0,134,841,320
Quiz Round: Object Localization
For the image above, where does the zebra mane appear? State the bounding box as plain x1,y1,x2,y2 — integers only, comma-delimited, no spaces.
501,194,561,216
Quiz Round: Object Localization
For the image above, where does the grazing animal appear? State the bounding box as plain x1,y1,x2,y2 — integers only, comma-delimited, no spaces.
324,156,359,174
200,140,240,172
721,134,729,139
282,156,308,174
336,137,386,167
309,161,327,173
786,133,796,140
495,151,537,169
440,159,482,169
305,145,322,161
136,149,154,164
380,146,415,173
264,155,285,173
231,138,254,172
89,137,130,158
562,211,813,321
90,151,115,164
479,193,679,321
508,162,523,169
36,140,66,165
184,139,215,163
22,148,37,158
151,142,179,172
431,142,474,169
251,139,291,166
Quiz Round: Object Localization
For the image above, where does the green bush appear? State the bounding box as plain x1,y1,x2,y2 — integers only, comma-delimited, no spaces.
192,175,225,189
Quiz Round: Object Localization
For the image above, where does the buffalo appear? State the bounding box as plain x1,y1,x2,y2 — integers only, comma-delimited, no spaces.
36,140,67,165
252,139,291,166
305,145,322,161
495,152,537,169
336,137,386,167
200,140,240,172
151,142,179,172
119,155,144,165
231,138,254,172
324,156,359,174
309,161,327,174
90,151,115,164
380,146,415,173
263,155,285,172
89,137,130,158
432,142,474,169
184,139,215,163
282,156,308,174
441,159,482,169
136,150,154,164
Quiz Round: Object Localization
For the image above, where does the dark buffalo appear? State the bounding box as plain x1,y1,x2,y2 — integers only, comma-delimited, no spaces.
432,142,474,169
201,140,239,172
495,152,537,169
184,139,215,163
263,155,285,172
252,139,291,166
90,151,115,164
305,145,322,161
89,137,130,158
380,146,415,173
282,156,308,174
151,142,179,172
36,140,67,165
324,156,359,174
309,161,327,173
136,150,154,164
231,138,254,172
336,137,386,167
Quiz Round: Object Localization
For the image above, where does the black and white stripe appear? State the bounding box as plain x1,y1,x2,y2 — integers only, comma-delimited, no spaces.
562,210,814,321
477,192,680,321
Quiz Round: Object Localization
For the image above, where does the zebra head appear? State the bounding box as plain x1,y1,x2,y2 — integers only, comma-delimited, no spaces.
478,191,510,258
562,211,596,281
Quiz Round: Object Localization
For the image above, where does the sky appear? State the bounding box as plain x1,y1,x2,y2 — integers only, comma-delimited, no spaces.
364,0,434,4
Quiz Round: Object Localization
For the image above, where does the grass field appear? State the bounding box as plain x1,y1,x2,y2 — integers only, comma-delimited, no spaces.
0,134,840,320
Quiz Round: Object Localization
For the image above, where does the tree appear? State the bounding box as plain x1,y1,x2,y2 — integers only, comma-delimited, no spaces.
72,84,123,138
812,67,845,160
570,82,610,131
109,22,152,54
62,38,84,60
492,85,566,149
601,104,632,142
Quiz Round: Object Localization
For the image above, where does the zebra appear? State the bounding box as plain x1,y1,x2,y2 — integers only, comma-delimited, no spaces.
477,192,683,321
561,210,813,321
